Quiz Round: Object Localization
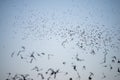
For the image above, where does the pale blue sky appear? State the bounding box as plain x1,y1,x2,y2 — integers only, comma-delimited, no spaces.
0,0,120,80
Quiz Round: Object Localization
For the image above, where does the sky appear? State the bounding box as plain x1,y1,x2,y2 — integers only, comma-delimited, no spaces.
0,0,120,80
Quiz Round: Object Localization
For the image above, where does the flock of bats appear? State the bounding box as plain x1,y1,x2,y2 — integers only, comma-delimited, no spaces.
4,1,120,80
6,24,120,80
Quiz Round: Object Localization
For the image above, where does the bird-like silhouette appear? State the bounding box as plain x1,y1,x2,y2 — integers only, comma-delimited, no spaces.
21,46,25,50
88,72,94,80
111,56,117,63
90,49,95,55
20,74,29,80
17,46,25,56
46,68,54,74
38,73,44,79
20,55,24,59
30,58,33,63
41,52,45,55
89,76,92,80
72,65,81,80
65,72,68,75
6,78,10,80
118,68,120,73
63,62,66,65
73,65,77,71
17,51,22,56
32,66,42,72
76,71,81,80
29,52,36,63
46,68,60,79
112,59,115,63
118,60,120,63
47,76,51,80
53,69,60,79
7,73,11,77
109,65,113,70
11,52,15,57
48,54,53,60
103,65,107,67
112,56,116,60
37,53,41,56
12,74,18,80
69,77,72,80
61,39,67,48
102,73,106,79
30,52,36,59
75,54,84,62
101,51,108,64
82,66,86,70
